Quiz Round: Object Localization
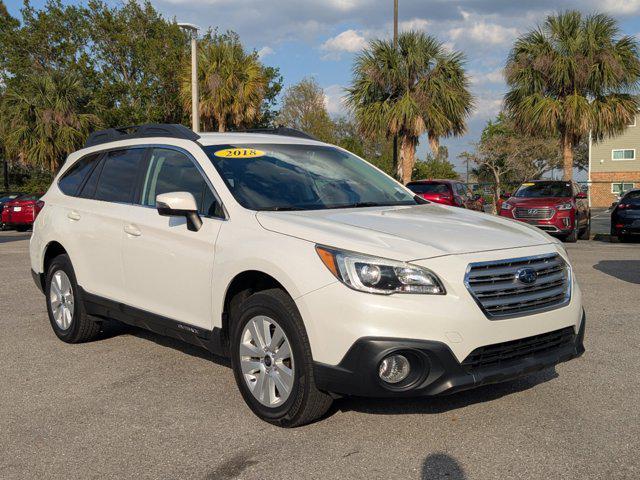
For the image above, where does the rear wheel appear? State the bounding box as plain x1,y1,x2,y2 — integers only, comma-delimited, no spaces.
230,288,332,427
15,225,29,232
45,254,101,343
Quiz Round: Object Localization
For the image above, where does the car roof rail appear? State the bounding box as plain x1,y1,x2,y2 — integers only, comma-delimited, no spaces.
85,123,200,148
236,127,317,141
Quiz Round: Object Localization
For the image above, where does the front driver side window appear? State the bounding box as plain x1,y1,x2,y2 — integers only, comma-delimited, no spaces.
140,148,221,217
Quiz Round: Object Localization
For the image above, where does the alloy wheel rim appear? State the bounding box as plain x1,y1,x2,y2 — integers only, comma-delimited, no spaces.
50,270,74,330
239,316,295,407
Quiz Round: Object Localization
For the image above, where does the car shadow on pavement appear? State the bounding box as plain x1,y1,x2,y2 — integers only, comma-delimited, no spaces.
98,321,231,367
593,260,640,285
421,453,466,480
0,233,31,243
334,368,558,417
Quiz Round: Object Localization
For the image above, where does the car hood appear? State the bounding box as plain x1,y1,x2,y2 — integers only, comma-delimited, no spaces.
507,197,570,206
256,204,553,261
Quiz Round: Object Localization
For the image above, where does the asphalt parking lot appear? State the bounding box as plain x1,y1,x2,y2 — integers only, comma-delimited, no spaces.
1,230,639,479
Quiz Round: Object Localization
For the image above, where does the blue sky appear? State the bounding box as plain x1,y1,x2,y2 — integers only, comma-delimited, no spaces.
5,0,640,176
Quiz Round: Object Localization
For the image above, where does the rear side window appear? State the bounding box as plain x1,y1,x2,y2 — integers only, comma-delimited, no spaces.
623,191,640,204
94,149,146,203
140,148,220,216
58,154,101,196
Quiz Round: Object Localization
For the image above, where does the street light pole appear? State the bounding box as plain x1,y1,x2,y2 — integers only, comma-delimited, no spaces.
392,0,399,180
178,23,200,133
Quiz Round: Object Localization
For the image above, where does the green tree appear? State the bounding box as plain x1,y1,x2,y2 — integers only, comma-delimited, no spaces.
347,31,473,184
505,10,640,180
277,77,335,142
412,155,459,181
333,116,395,175
2,71,100,172
87,0,187,126
182,30,269,132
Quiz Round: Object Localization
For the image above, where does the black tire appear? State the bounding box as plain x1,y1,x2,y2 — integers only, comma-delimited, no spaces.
45,254,101,343
15,225,29,232
564,227,578,243
230,288,332,427
579,216,591,240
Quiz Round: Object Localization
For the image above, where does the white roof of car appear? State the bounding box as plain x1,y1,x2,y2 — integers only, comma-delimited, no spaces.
197,132,327,147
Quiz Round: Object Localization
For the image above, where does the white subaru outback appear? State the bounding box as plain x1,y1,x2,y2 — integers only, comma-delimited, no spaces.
30,124,585,427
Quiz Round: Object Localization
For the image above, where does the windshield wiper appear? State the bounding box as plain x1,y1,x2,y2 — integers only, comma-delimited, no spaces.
261,206,306,211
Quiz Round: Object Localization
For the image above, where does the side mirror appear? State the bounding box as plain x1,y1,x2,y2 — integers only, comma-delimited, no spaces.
576,192,587,199
156,192,202,232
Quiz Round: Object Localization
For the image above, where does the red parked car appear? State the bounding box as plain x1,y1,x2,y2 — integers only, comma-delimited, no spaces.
406,179,484,211
1,193,44,232
499,180,590,242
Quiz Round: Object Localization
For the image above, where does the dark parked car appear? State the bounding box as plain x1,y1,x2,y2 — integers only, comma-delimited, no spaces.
1,193,44,231
406,179,484,211
611,189,640,242
499,180,590,242
0,192,25,230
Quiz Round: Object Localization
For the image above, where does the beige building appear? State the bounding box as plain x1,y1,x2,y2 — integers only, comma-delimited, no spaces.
589,116,640,207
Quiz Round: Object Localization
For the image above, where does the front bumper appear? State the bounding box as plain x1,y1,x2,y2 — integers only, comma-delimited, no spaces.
314,311,585,398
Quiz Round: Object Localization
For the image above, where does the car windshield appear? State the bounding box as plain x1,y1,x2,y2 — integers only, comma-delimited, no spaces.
514,182,572,198
407,183,450,194
204,144,417,211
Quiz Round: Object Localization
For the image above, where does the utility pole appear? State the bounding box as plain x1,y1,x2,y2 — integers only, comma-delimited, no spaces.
178,23,200,133
392,0,399,180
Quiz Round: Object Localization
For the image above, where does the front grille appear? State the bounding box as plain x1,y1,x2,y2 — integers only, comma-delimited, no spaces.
514,207,555,220
461,327,575,372
465,253,571,319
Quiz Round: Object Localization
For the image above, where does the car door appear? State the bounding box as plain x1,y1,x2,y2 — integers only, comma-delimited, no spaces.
57,148,147,302
120,146,224,330
573,182,588,227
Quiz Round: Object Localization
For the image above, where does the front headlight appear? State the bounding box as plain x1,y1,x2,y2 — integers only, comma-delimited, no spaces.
315,246,446,295
556,202,573,210
501,202,513,210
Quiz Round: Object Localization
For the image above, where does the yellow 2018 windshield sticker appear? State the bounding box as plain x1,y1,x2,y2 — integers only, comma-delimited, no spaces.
214,148,265,159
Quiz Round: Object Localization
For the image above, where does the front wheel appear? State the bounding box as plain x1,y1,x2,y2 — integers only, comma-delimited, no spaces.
230,289,332,427
579,216,591,240
564,227,578,243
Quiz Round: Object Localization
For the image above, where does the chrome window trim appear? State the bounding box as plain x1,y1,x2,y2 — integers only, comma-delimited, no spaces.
67,143,228,221
464,253,572,320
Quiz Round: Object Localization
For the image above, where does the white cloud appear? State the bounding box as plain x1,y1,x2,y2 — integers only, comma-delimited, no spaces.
597,0,640,14
324,84,348,116
320,29,368,60
470,68,504,85
399,18,431,32
257,46,274,58
449,20,518,46
473,94,503,120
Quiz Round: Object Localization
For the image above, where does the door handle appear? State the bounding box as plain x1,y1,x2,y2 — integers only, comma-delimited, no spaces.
124,224,142,237
67,211,81,221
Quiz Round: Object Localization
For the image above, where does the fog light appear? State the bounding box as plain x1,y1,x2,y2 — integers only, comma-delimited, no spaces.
378,354,410,384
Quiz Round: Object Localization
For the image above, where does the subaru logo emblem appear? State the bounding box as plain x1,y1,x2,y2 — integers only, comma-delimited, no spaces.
516,267,538,285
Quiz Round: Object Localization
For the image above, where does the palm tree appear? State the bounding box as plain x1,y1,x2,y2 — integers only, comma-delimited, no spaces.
504,11,640,180
180,32,267,132
346,31,473,184
1,71,100,172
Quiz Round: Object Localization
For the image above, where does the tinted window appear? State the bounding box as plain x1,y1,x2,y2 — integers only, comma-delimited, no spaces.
0,194,20,203
58,154,100,196
94,149,145,203
205,144,416,211
140,148,219,216
514,182,572,198
407,183,450,195
78,156,104,199
623,191,640,204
